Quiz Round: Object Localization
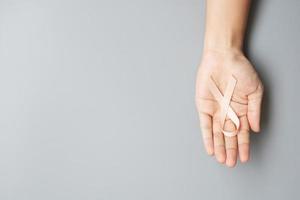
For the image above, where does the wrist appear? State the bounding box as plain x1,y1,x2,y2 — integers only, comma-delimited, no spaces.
202,48,244,60
201,48,246,68
203,31,244,53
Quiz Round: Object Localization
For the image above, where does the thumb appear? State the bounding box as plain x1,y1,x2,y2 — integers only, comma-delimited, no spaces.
247,83,264,132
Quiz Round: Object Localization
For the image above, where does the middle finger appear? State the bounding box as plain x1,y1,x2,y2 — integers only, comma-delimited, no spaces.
224,120,238,167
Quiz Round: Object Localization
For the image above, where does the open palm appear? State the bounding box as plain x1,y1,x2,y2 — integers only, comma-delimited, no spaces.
195,51,264,167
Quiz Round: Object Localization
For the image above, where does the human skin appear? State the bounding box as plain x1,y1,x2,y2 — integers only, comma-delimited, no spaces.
195,0,264,167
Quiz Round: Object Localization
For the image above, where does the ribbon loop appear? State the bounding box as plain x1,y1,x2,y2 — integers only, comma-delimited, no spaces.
209,76,240,137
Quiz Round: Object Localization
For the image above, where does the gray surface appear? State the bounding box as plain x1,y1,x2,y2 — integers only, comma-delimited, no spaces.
0,0,299,199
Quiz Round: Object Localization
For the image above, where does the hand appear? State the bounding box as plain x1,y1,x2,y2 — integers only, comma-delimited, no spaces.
195,50,264,167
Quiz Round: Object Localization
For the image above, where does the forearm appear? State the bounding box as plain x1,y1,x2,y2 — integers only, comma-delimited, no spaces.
203,0,251,52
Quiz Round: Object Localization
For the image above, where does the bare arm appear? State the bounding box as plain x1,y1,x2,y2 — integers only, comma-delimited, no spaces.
195,0,264,167
204,0,251,52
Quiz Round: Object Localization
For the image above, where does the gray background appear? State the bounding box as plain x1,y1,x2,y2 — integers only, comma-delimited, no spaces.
0,0,299,199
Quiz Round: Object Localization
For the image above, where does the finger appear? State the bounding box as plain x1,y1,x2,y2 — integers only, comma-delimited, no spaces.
199,113,214,155
238,116,250,163
247,83,264,132
224,120,238,167
213,116,226,163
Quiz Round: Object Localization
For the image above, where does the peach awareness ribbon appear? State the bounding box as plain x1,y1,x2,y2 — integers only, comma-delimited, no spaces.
209,76,240,137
